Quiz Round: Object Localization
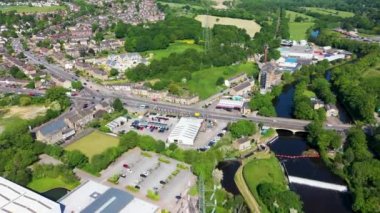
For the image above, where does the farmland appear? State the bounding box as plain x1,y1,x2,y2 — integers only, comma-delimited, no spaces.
0,5,66,13
187,62,258,99
65,131,119,159
303,7,354,18
195,15,261,37
286,10,315,40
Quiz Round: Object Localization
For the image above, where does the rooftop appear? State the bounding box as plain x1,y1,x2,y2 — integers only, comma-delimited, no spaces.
168,117,203,142
0,177,61,213
59,180,158,213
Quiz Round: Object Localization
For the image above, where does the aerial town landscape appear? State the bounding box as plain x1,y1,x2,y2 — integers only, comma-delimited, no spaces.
0,0,379,213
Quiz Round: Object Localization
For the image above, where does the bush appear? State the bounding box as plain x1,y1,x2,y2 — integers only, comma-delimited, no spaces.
177,163,188,170
146,189,160,201
126,185,140,192
159,157,170,164
142,152,153,158
108,174,119,184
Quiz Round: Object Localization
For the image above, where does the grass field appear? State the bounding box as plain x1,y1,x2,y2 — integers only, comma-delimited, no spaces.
195,15,261,37
144,40,203,61
65,131,119,159
286,10,315,40
304,7,354,18
3,105,47,120
158,1,203,10
27,177,79,193
187,62,258,99
0,5,66,13
243,156,287,212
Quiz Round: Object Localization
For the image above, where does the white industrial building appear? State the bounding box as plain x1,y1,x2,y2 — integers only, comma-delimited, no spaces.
59,180,159,213
167,117,203,146
216,99,245,110
106,116,128,132
0,177,62,213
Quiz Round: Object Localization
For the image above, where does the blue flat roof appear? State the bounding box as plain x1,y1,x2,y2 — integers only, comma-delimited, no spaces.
81,188,134,213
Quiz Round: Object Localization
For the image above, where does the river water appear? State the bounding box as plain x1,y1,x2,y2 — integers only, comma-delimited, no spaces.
269,132,353,213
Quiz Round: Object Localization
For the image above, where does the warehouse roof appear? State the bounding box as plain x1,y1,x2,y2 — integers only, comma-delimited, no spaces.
168,117,203,142
59,180,158,213
0,177,62,213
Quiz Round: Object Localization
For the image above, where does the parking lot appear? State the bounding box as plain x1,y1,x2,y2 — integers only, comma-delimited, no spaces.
110,112,180,141
94,148,196,210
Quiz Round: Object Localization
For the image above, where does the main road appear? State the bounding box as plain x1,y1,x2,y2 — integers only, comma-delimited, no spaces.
16,51,352,132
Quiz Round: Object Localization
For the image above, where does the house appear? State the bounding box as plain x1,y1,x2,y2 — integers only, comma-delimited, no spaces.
34,117,75,144
164,95,199,105
311,98,325,110
230,80,254,96
65,108,95,130
95,101,113,113
326,104,339,117
225,73,247,87
233,137,252,151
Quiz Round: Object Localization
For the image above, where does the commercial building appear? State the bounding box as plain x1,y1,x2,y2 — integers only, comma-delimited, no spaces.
59,180,159,213
232,137,252,151
106,116,128,132
0,177,62,213
216,99,245,111
167,117,203,146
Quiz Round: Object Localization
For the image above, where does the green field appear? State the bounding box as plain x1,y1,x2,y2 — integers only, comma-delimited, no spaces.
286,10,314,40
27,177,79,193
0,5,66,13
144,40,204,61
158,1,203,10
242,156,287,211
187,62,258,99
304,7,354,18
286,10,315,22
65,131,119,159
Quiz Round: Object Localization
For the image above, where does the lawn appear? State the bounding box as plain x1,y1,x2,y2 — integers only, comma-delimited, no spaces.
27,177,79,193
285,11,315,40
3,105,47,120
303,7,354,18
144,40,203,61
65,131,119,159
187,62,258,99
195,15,261,37
289,22,314,40
242,156,287,211
0,5,66,13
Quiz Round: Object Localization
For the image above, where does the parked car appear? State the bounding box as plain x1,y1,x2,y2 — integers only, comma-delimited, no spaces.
160,180,167,185
123,164,130,169
120,173,126,178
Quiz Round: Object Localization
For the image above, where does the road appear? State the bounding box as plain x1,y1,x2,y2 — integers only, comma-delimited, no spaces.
12,51,352,132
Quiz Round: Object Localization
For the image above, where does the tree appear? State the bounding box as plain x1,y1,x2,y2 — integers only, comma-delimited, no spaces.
63,150,88,168
216,77,225,86
112,98,124,112
109,68,119,77
115,21,128,38
45,87,70,110
71,81,83,90
229,120,256,138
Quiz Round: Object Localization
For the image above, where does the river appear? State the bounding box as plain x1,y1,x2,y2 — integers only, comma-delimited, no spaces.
269,131,352,213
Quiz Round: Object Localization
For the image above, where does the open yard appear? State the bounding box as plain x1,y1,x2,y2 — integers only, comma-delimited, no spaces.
0,5,66,13
187,62,258,99
144,40,203,61
195,15,261,37
65,131,119,159
243,156,287,211
303,7,354,18
27,177,79,193
3,105,47,120
286,10,315,40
